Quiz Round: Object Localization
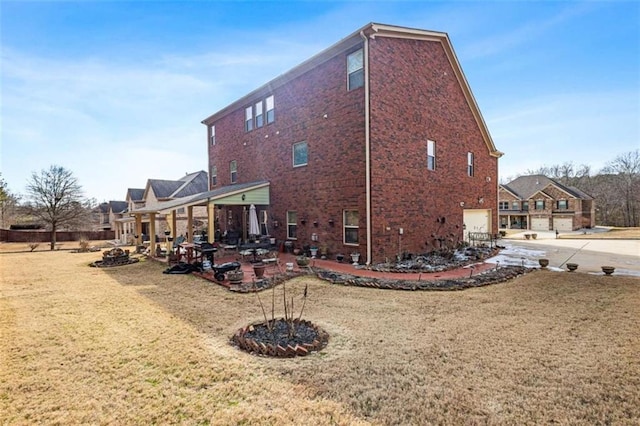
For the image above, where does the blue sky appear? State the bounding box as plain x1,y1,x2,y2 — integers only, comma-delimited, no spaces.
1,0,638,202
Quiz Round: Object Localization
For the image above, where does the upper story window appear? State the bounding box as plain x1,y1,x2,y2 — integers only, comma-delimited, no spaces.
210,125,215,145
255,101,264,128
499,201,509,210
265,95,275,124
210,165,217,187
245,107,253,132
293,141,308,167
523,201,529,211
512,201,519,210
427,140,436,170
467,152,474,177
344,210,359,245
557,200,568,210
535,200,545,210
347,48,364,90
287,211,297,239
230,160,237,184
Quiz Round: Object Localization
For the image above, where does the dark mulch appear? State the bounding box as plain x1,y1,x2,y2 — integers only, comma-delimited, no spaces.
316,265,530,291
243,319,321,348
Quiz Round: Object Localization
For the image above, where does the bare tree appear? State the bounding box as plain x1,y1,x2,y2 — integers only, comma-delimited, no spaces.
25,165,89,250
602,150,640,227
0,173,21,229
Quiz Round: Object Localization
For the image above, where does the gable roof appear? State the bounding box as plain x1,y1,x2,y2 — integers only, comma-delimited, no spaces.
503,175,587,200
127,188,145,202
108,201,128,214
143,171,209,202
201,22,502,158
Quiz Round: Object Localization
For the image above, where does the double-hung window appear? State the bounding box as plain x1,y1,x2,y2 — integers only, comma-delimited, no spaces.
467,152,474,177
244,107,253,132
344,210,359,245
499,201,509,210
512,201,519,210
230,160,237,184
210,125,215,145
557,200,568,210
535,200,545,210
255,101,264,128
265,95,274,124
427,140,436,170
287,211,297,239
210,165,217,187
347,49,364,90
293,141,308,167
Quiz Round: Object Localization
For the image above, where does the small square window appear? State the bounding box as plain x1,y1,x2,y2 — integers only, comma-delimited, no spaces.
293,141,308,167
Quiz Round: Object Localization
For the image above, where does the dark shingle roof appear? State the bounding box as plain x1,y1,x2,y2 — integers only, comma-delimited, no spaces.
503,175,587,199
149,179,184,199
109,201,128,214
127,188,145,201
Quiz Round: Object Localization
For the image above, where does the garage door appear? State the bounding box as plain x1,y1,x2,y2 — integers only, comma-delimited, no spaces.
531,217,549,231
463,209,491,241
553,217,573,232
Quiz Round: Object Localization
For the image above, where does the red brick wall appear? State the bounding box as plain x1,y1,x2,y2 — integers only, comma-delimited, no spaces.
206,36,499,262
208,45,367,256
368,37,498,260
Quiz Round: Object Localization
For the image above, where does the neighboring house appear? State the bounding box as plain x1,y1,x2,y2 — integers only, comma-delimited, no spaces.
125,171,209,243
198,22,502,263
499,175,595,231
94,202,111,231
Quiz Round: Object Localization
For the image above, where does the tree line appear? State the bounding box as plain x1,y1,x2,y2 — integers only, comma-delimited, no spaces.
503,150,640,228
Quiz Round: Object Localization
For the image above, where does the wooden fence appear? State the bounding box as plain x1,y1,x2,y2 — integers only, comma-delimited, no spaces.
0,229,115,243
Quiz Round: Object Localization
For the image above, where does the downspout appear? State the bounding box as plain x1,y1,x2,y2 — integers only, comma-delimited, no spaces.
360,30,372,265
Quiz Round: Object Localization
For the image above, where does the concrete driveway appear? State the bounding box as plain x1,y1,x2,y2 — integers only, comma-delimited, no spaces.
487,230,640,277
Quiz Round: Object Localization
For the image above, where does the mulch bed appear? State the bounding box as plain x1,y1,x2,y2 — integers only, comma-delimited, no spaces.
316,265,530,291
231,318,329,357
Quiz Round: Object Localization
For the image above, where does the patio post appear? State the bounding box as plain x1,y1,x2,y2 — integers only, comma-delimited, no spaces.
135,214,142,245
208,202,215,243
187,206,193,243
149,213,156,256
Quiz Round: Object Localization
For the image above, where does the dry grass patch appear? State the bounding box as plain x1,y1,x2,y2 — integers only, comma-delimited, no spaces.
2,250,639,424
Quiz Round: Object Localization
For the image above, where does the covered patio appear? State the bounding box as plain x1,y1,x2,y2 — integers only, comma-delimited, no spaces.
128,180,270,258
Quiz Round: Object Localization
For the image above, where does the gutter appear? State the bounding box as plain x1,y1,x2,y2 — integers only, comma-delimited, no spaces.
361,30,372,265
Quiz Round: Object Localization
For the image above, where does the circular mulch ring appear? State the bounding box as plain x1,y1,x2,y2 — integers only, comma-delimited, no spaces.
232,318,329,357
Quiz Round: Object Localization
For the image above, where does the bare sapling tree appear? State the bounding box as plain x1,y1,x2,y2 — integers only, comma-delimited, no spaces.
26,165,88,250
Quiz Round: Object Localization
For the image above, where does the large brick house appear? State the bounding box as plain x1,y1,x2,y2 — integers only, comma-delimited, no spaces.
200,22,502,263
499,175,595,231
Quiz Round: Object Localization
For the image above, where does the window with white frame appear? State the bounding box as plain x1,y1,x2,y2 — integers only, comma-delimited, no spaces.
210,125,215,145
287,211,297,239
244,106,253,132
557,200,568,209
499,201,509,210
427,140,436,170
265,95,274,124
467,152,474,176
347,48,364,90
293,141,308,167
210,165,217,187
535,200,545,210
344,210,359,245
230,160,237,184
255,101,263,128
